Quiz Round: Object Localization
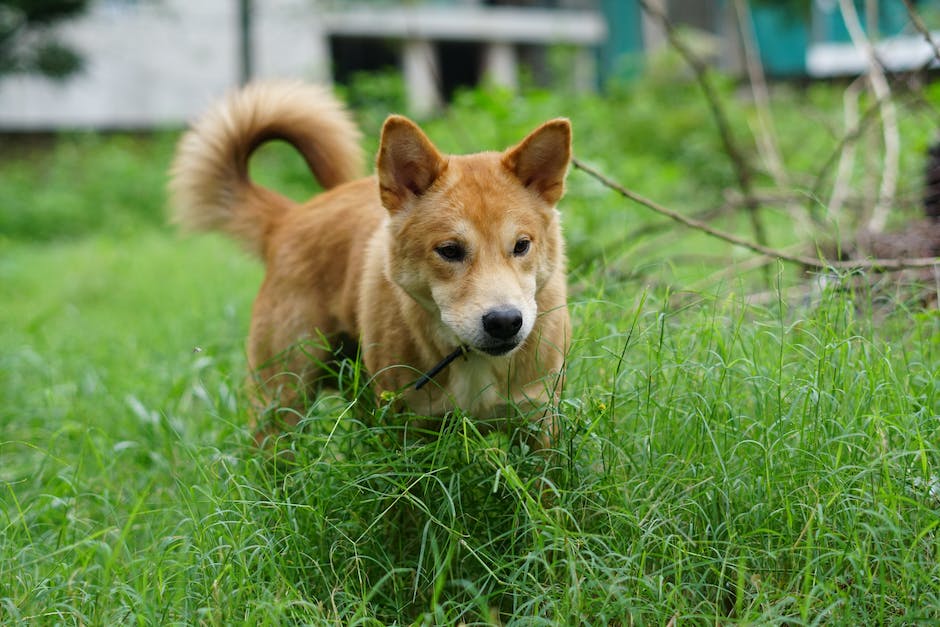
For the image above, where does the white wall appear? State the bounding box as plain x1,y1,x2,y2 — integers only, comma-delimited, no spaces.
0,0,328,129
0,0,604,129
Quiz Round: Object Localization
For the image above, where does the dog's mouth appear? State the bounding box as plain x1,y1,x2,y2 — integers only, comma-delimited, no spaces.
476,341,520,357
413,339,520,390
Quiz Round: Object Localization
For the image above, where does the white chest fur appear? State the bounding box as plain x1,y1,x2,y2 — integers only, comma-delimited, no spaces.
405,353,509,418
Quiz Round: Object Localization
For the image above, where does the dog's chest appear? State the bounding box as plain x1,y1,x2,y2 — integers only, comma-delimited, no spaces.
407,355,507,417
447,357,505,413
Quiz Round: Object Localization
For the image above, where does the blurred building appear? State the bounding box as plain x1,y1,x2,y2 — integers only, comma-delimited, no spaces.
639,0,938,78
0,0,937,129
0,0,605,128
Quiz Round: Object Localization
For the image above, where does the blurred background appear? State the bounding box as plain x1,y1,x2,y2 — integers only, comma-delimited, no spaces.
2,0,939,295
3,5,939,624
3,0,940,127
4,1,939,278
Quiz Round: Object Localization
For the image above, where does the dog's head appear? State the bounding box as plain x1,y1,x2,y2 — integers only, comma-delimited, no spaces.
377,115,571,356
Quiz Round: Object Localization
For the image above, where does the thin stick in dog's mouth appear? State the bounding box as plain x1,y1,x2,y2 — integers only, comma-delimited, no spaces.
414,345,469,390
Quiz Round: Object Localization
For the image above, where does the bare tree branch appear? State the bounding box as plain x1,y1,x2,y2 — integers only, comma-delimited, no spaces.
731,0,822,239
808,95,884,212
807,8,936,217
839,0,899,234
828,77,864,221
902,0,940,68
572,157,939,272
637,0,769,251
731,0,787,187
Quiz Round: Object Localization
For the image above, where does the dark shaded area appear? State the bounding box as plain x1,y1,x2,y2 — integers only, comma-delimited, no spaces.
329,36,401,84
437,40,484,100
924,138,940,220
0,0,89,80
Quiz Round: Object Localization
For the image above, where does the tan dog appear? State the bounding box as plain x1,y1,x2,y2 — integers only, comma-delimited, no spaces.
170,82,571,446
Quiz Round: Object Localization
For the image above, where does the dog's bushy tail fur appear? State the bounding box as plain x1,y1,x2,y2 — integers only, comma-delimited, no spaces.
168,81,364,256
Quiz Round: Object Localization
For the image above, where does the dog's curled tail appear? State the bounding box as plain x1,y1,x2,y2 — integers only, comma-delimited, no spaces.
168,81,364,256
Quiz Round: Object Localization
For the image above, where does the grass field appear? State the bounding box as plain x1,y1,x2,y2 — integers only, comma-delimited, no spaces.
1,77,939,624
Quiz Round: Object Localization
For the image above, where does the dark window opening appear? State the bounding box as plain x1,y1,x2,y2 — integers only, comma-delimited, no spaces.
437,41,484,101
329,36,401,84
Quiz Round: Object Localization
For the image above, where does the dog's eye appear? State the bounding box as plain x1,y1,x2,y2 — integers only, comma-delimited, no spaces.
435,243,466,262
513,238,531,257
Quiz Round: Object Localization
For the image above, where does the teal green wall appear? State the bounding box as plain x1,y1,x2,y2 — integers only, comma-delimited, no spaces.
751,4,809,76
815,0,910,43
750,0,918,77
598,0,644,81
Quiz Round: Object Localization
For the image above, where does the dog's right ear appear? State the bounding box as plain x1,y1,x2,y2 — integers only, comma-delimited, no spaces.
377,115,446,213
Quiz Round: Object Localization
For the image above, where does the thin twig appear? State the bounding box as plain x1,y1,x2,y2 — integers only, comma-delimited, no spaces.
808,97,883,210
572,157,939,272
806,2,937,219
611,190,806,251
732,0,787,187
840,0,899,234
732,0,818,238
637,0,769,252
805,56,928,216
828,76,864,221
683,248,801,293
902,0,940,69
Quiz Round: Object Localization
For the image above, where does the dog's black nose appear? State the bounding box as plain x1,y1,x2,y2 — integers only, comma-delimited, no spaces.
482,307,523,340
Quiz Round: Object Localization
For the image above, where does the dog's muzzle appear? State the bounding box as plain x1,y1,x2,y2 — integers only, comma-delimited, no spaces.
478,306,524,355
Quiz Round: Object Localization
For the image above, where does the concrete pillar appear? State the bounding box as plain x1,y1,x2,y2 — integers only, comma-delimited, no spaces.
572,47,597,93
403,39,441,116
481,41,518,89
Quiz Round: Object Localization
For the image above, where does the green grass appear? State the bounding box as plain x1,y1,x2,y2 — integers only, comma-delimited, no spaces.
1,77,939,624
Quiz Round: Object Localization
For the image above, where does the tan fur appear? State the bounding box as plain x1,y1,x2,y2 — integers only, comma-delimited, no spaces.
169,82,571,446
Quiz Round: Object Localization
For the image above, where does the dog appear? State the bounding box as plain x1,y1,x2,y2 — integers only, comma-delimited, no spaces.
169,82,571,447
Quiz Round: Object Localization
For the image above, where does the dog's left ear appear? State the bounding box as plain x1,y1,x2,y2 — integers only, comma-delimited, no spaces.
377,115,447,213
502,118,572,206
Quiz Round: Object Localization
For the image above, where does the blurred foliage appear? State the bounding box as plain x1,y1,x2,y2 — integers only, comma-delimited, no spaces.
0,133,176,241
0,0,89,80
337,68,408,133
0,65,936,283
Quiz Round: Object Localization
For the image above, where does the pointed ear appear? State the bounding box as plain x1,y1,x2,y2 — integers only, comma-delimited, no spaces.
377,115,446,213
502,118,571,206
